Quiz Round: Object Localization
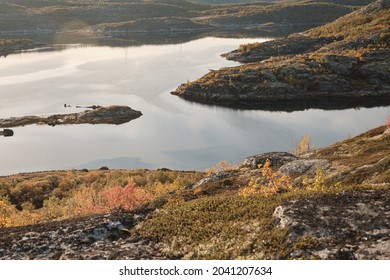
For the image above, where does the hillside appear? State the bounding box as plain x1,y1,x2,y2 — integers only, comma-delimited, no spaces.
171,0,390,110
0,123,389,259
0,0,365,44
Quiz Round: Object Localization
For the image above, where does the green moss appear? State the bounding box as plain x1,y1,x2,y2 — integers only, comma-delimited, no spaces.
138,193,286,259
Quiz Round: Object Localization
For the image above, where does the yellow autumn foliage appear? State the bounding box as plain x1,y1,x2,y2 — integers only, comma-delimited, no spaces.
240,160,293,197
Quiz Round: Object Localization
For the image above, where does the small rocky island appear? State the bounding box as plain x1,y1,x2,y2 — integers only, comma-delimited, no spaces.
0,105,142,128
171,0,390,111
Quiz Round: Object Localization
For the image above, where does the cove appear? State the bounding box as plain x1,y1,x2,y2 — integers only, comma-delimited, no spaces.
0,37,388,175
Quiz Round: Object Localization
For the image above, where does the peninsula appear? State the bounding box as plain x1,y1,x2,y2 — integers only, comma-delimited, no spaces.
171,0,390,111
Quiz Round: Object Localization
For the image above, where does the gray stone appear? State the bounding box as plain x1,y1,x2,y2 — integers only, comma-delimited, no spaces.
279,159,330,176
0,211,163,260
189,170,237,190
354,240,390,260
240,152,299,170
272,188,390,259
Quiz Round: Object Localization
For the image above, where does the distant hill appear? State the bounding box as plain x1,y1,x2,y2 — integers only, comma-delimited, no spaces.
0,0,364,45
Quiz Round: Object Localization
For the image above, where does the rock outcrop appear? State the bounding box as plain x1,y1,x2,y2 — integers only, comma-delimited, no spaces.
171,0,390,111
0,106,142,128
273,188,390,260
279,159,330,176
240,152,299,169
0,211,163,260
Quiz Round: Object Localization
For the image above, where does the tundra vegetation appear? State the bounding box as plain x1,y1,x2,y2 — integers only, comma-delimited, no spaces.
0,169,203,227
1,119,389,259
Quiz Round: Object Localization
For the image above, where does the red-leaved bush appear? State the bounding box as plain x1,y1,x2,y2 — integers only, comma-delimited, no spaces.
99,183,150,213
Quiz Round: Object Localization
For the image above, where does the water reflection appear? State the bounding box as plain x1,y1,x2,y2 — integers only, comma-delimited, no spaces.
1,25,316,48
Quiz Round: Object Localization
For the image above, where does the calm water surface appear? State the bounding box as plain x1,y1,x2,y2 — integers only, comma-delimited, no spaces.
0,37,389,175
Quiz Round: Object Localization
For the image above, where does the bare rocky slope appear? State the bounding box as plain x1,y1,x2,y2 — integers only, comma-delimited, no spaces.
1,125,388,259
171,0,390,110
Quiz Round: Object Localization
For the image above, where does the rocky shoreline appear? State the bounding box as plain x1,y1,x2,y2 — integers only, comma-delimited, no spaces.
0,39,44,57
0,106,142,128
171,0,390,110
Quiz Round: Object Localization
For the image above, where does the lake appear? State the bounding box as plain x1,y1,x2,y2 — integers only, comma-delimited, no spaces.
0,37,389,176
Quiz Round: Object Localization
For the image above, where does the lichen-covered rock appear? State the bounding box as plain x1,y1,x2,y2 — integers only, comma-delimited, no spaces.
0,212,163,260
279,159,330,176
272,188,390,259
240,152,299,170
188,170,237,190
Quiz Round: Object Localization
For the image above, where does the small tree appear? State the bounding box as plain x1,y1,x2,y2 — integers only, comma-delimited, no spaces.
0,197,13,228
205,160,237,176
240,160,293,197
293,134,315,155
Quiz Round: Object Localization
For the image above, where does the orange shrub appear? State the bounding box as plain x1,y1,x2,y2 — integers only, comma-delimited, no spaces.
99,183,151,213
